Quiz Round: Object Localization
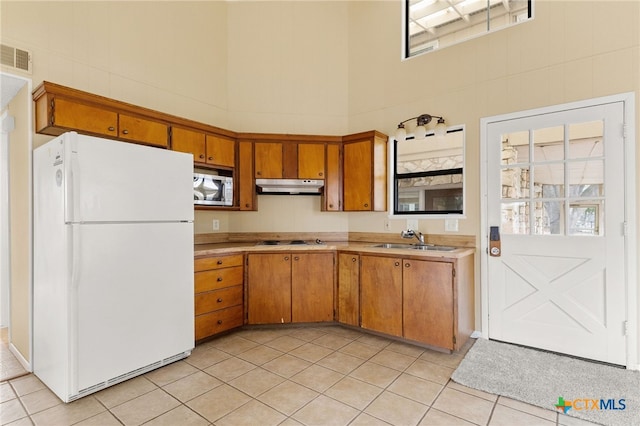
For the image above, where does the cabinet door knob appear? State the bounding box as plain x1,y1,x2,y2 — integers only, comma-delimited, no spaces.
364,203,369,208
245,203,250,208
352,257,357,262
217,298,223,303
217,320,223,325
394,261,400,267
319,172,323,177
122,129,129,135
208,156,213,161
284,256,289,261
217,260,223,265
199,154,205,159
405,263,411,268
294,256,299,261
256,171,262,176
217,277,223,282
329,204,334,208
108,126,115,132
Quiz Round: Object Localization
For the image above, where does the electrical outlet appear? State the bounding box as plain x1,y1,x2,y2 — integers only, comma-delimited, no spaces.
406,219,419,231
384,219,390,231
212,219,220,231
445,219,459,232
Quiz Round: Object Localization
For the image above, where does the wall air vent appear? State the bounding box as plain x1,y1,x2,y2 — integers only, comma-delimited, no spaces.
0,44,32,74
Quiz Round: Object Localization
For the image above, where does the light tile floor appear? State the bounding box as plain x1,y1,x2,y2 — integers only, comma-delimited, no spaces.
0,327,29,382
0,325,600,426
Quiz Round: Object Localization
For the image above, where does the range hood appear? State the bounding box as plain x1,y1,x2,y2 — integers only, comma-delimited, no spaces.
256,178,324,195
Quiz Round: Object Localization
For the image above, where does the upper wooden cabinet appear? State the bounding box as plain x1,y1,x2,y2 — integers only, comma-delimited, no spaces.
323,143,341,211
33,82,169,148
252,137,329,180
205,135,235,168
172,128,236,169
172,127,206,161
238,140,256,211
254,142,283,178
297,143,325,179
343,131,387,212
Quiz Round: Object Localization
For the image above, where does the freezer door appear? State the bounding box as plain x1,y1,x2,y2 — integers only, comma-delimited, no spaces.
71,222,194,393
60,132,193,223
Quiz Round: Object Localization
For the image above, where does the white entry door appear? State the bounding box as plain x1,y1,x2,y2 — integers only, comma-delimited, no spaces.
486,102,627,365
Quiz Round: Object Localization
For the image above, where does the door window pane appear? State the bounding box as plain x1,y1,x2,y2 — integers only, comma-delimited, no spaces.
501,131,529,164
533,126,564,162
568,160,604,197
533,163,564,198
569,120,603,159
501,167,530,199
534,201,563,235
501,201,530,235
569,201,603,236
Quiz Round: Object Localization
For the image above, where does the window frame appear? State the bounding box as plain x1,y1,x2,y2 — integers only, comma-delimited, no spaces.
389,125,466,219
403,0,534,60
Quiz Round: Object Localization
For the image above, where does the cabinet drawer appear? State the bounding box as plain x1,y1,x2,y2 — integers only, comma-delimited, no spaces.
195,254,244,272
195,286,243,315
195,266,243,293
195,305,244,340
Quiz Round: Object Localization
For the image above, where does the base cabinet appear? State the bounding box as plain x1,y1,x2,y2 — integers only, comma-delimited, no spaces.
247,252,334,325
403,259,455,350
360,255,403,337
339,252,474,352
194,254,244,341
337,253,359,326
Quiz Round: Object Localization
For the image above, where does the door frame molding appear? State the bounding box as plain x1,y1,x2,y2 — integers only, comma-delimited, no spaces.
479,93,638,369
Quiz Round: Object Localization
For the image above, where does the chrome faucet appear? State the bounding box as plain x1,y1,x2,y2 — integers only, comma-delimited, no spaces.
401,229,426,245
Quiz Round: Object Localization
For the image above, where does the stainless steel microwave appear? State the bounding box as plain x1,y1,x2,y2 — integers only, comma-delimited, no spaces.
193,170,233,206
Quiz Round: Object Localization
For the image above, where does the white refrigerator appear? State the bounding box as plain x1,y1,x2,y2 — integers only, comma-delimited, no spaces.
33,132,194,402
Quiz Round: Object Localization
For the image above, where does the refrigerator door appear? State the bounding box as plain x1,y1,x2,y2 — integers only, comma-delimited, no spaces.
71,221,194,394
59,132,193,223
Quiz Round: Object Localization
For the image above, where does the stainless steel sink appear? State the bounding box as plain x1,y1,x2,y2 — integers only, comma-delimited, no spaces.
372,243,416,249
372,243,457,252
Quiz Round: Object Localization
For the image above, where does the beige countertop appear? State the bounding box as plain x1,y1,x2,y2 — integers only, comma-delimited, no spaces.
194,241,475,259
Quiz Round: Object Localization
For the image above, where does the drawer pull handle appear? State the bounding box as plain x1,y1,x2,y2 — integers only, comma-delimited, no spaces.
217,277,223,282
217,298,223,303
217,320,223,325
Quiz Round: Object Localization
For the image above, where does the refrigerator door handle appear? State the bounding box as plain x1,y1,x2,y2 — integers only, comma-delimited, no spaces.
64,133,80,223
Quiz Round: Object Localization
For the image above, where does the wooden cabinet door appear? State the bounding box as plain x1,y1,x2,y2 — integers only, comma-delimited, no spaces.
298,143,325,179
119,113,169,147
238,141,255,210
172,127,206,162
403,260,454,349
291,253,334,322
338,253,359,326
53,98,118,138
254,142,283,178
205,135,235,168
247,253,291,324
343,140,372,211
324,143,341,211
360,255,403,337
